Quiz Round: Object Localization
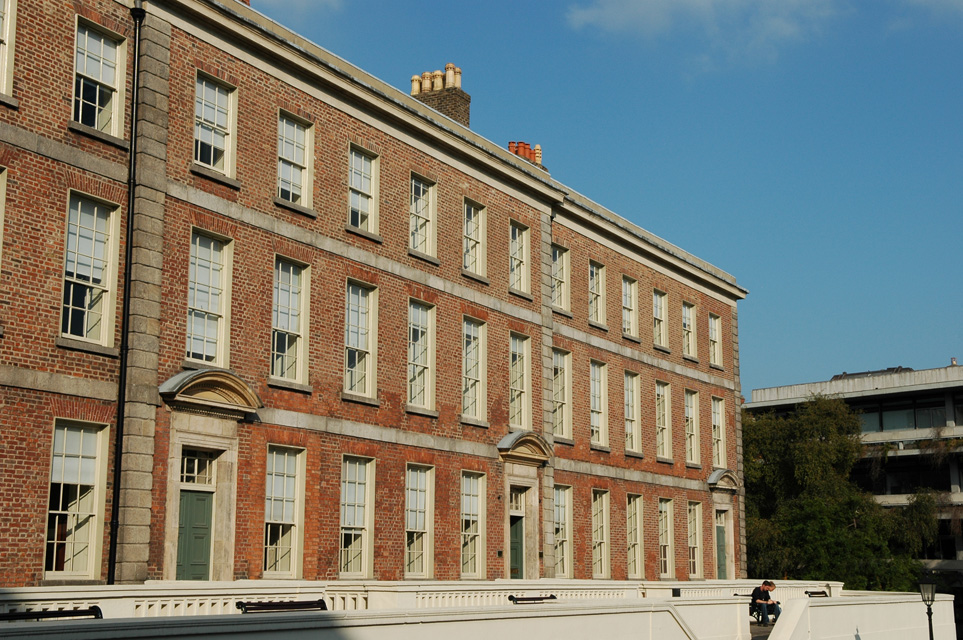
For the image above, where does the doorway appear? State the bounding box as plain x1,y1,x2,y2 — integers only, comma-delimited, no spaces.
509,515,524,579
715,509,729,580
509,487,526,579
176,490,213,580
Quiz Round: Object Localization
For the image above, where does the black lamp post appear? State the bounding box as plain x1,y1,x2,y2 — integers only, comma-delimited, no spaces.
919,576,936,640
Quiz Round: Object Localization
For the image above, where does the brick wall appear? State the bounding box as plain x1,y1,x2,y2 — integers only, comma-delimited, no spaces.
0,0,745,587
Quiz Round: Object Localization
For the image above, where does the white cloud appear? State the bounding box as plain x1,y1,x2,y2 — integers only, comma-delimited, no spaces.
566,0,842,63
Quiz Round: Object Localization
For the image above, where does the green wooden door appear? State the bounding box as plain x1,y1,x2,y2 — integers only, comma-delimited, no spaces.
715,518,728,580
176,490,213,580
509,515,523,579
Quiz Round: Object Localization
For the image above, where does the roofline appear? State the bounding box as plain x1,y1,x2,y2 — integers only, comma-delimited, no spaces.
746,364,963,409
164,0,745,296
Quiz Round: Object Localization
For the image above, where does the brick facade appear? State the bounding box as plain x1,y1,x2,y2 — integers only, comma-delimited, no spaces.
0,0,747,588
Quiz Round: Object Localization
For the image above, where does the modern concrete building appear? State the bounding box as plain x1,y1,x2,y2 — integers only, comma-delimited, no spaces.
746,362,963,572
0,0,748,589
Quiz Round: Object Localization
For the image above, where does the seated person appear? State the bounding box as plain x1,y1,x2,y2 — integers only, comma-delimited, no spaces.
751,580,781,626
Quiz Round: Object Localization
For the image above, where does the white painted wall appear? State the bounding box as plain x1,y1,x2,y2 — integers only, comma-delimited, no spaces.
1,591,954,640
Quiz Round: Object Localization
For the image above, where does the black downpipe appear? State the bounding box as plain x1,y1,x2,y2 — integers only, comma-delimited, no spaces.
107,0,145,585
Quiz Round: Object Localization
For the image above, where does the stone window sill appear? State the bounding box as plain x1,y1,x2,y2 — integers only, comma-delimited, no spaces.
460,415,489,428
340,391,380,407
588,320,608,332
273,196,317,219
509,287,533,302
68,121,129,151
461,269,490,285
552,306,573,318
181,359,229,372
406,404,439,419
408,248,440,266
346,224,383,244
190,163,241,190
0,92,19,110
56,336,119,358
267,376,312,393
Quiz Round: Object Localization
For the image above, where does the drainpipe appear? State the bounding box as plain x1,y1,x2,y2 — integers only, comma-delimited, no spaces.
107,0,145,585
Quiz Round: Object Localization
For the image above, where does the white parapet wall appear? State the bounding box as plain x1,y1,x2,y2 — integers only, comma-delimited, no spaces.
0,593,955,640
771,592,956,640
0,579,841,617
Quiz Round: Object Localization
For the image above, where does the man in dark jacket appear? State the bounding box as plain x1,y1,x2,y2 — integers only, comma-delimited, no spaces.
751,580,781,626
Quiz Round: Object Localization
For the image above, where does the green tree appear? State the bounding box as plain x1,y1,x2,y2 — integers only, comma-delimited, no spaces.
744,396,937,591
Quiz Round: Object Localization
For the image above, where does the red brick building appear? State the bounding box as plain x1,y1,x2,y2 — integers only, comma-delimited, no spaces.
0,0,747,587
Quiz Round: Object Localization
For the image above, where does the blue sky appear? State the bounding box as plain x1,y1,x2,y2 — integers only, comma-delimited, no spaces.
252,0,963,394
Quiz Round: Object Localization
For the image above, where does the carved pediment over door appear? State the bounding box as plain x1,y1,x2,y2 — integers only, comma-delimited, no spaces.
159,369,263,419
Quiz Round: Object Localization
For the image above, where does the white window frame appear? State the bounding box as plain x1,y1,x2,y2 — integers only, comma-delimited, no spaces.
551,245,570,311
44,420,109,579
462,317,487,421
61,192,120,347
186,229,232,366
193,73,236,176
553,485,572,578
348,146,378,234
688,501,703,578
659,498,674,577
591,489,610,578
276,111,312,208
73,19,125,137
463,199,486,277
0,0,17,97
405,464,433,578
685,389,700,464
339,455,374,578
509,333,530,429
460,471,486,578
709,313,722,367
622,276,637,337
624,371,641,453
409,174,436,257
626,494,643,579
682,302,696,358
712,396,726,468
508,220,529,293
263,445,306,578
408,299,436,410
590,361,608,446
653,289,667,348
344,281,377,398
589,261,606,325
656,381,671,459
552,349,572,439
271,256,309,384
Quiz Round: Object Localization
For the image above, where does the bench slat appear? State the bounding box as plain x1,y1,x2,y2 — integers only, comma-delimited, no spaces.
236,599,327,614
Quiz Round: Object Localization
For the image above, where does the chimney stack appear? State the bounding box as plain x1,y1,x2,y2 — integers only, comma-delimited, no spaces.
410,62,471,128
507,140,546,169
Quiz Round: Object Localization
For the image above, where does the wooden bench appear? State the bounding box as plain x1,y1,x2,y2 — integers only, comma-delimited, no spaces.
0,606,103,622
805,590,829,597
508,594,557,604
235,599,328,614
